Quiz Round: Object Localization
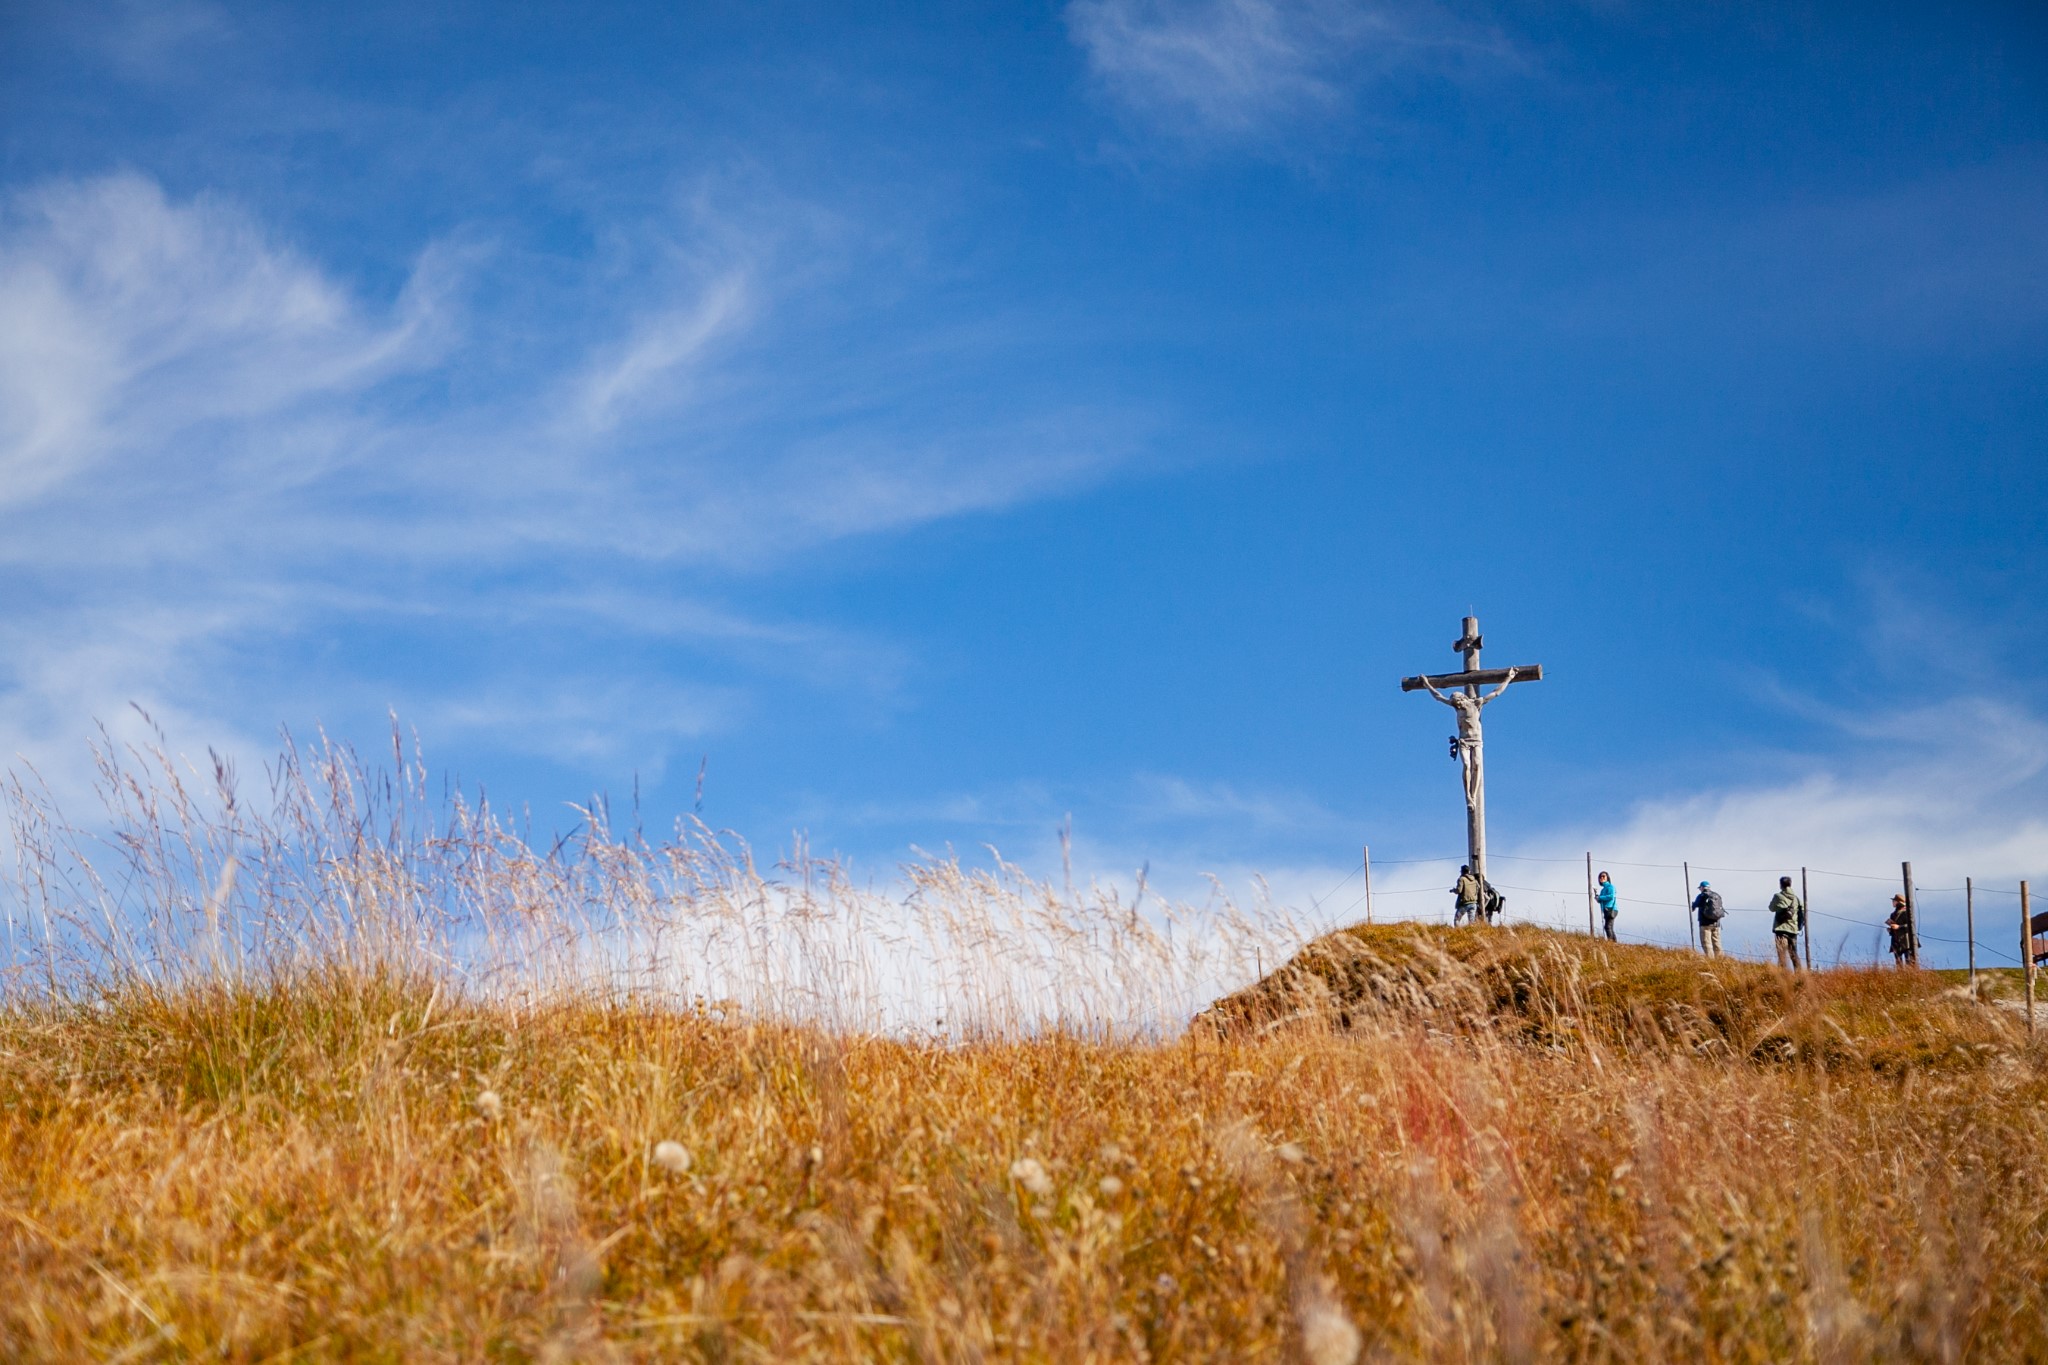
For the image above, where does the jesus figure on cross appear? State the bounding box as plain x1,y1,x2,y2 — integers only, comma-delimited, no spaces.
1416,667,1524,814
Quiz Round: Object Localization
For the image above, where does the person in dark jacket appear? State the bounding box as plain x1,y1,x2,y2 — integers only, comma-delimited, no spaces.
1885,893,1916,967
1692,880,1726,958
1768,876,1804,971
1595,871,1618,941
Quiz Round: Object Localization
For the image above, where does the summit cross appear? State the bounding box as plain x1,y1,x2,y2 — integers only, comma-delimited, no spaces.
1399,615,1545,904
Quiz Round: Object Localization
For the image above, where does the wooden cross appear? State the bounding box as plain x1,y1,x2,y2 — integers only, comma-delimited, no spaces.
1400,615,1544,907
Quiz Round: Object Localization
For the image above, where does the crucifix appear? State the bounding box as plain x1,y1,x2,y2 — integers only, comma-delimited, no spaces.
1400,615,1544,904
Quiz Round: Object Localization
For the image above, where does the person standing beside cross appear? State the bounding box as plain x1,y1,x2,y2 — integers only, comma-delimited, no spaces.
1451,865,1481,926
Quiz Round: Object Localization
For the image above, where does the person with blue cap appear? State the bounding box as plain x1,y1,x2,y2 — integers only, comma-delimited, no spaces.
1691,880,1726,958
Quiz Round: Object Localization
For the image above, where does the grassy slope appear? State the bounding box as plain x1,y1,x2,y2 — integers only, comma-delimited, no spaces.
2,930,2045,1362
1201,923,2024,1074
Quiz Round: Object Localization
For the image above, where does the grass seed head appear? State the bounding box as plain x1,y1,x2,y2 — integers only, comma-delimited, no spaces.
1009,1156,1053,1197
652,1140,691,1174
1299,1299,1362,1365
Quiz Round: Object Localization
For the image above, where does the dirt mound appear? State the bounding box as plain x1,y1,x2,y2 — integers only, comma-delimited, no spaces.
1198,923,2021,1072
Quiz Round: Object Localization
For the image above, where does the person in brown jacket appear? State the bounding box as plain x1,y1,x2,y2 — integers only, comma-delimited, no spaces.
1451,866,1480,926
1769,877,1804,971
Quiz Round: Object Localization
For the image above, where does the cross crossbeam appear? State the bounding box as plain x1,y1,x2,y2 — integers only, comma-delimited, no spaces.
1400,665,1545,693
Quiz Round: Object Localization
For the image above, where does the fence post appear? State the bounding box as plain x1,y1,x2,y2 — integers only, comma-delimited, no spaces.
1801,867,1812,970
2025,881,2035,1037
1966,876,1976,995
1585,853,1595,936
1362,846,1373,925
1683,861,1696,953
1901,861,1919,967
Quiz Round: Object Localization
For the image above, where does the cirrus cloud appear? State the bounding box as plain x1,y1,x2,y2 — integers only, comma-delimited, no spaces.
1066,0,1515,145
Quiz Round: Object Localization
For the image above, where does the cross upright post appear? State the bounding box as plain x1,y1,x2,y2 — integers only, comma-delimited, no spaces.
1400,614,1544,914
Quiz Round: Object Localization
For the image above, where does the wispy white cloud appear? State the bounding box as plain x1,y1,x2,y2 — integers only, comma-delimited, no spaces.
1066,0,1511,144
0,597,277,813
1119,773,1351,834
0,171,1149,784
571,272,752,433
78,0,232,84
423,681,743,775
0,173,435,514
757,412,1141,553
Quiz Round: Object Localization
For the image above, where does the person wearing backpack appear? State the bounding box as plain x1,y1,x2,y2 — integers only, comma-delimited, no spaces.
1769,876,1804,971
1595,871,1618,941
1451,866,1481,926
1692,880,1726,957
1482,880,1505,925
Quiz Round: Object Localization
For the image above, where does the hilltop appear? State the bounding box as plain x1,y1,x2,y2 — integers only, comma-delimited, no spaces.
1200,922,2028,1073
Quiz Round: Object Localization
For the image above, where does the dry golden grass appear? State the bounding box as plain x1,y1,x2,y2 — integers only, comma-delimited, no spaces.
4,738,2045,1360
4,931,2045,1363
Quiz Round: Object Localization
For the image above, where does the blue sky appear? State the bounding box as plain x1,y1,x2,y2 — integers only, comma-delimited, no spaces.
2,1,2045,959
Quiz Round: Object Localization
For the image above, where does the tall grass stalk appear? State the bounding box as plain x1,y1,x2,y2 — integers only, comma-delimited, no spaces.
2,725,1303,1036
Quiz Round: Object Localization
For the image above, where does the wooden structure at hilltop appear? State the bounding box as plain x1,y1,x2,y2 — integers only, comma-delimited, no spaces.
1400,614,1543,912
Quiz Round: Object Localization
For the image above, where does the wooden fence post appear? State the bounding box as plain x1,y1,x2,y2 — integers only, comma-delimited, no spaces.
2025,881,2035,1037
1802,866,1813,970
1585,853,1595,936
1362,846,1373,925
1683,861,1696,953
1902,861,1919,967
1966,876,1976,995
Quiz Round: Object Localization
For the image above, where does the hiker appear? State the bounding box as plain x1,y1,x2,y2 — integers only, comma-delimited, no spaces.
1452,865,1480,926
1885,894,1915,967
1595,871,1618,941
1482,879,1505,925
1769,876,1804,970
1692,880,1726,958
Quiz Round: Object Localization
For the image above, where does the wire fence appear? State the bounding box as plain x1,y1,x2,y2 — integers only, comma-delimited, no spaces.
1310,850,2042,972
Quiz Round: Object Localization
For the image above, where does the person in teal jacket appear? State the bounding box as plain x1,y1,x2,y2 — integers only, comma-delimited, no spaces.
1596,871,1618,941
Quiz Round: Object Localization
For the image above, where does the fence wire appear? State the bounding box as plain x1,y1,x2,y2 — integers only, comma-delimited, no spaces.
1345,848,2041,971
